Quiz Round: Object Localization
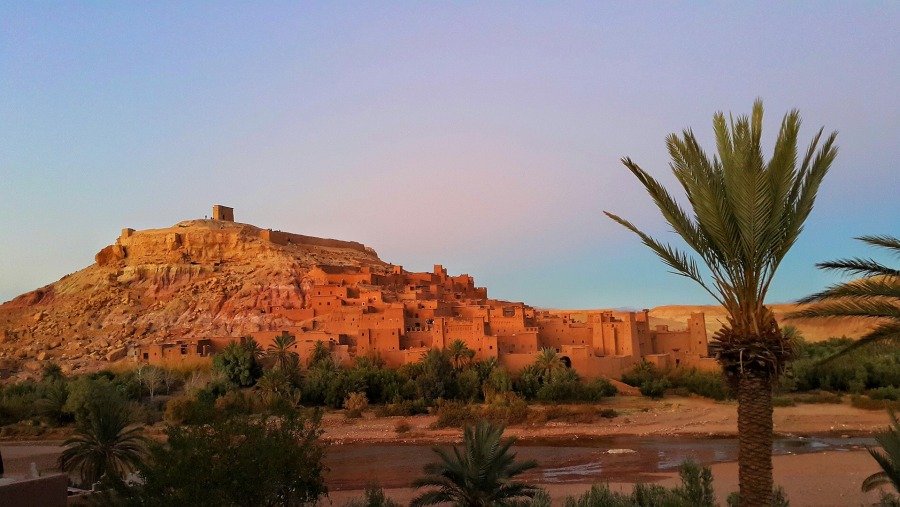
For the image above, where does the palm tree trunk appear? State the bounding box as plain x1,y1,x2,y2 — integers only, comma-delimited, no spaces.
737,370,774,506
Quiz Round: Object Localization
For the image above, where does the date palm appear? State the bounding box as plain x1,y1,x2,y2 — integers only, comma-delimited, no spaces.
790,235,900,354
447,339,476,371
862,410,900,495
59,398,147,488
410,420,539,507
605,100,837,506
534,348,564,383
267,332,299,372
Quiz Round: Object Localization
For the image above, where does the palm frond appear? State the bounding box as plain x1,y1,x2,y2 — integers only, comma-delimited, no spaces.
798,277,900,303
859,235,900,255
603,212,721,304
815,258,899,278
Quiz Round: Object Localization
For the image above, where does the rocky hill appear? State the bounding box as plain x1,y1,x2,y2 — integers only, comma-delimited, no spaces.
0,213,872,379
0,218,387,376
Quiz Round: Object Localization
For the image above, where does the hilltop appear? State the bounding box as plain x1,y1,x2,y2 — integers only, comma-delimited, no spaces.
0,209,387,375
0,206,869,379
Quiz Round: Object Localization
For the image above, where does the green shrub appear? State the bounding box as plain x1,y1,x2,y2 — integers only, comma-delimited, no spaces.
213,341,262,387
727,486,790,506
851,395,900,411
342,484,402,507
432,400,472,428
869,386,900,401
667,369,731,401
562,459,717,507
772,396,797,407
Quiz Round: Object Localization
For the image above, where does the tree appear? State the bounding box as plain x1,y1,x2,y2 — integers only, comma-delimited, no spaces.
214,341,263,387
118,413,327,506
447,339,476,371
533,348,564,384
141,366,164,401
790,235,900,355
605,100,837,506
58,397,147,488
862,410,900,497
410,420,539,507
267,332,300,372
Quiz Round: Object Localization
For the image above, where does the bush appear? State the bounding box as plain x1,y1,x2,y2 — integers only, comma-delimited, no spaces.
851,395,900,411
667,369,731,401
344,392,369,419
374,399,429,417
394,419,412,434
621,361,670,399
343,484,402,507
639,378,670,399
118,412,327,506
726,486,790,507
869,386,900,401
213,342,262,387
433,400,472,429
562,459,717,507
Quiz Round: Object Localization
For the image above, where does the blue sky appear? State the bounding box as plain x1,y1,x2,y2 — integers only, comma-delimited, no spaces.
1,2,898,308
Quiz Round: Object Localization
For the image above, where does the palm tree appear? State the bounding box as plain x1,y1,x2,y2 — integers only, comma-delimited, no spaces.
534,347,563,384
245,336,264,362
862,410,900,495
410,420,539,507
789,235,900,354
447,339,476,370
266,332,299,371
59,398,147,488
605,100,837,506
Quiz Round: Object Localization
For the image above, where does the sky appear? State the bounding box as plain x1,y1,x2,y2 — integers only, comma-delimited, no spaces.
1,2,898,309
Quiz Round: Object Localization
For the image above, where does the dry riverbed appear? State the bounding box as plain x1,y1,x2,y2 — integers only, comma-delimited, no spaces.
1,396,894,507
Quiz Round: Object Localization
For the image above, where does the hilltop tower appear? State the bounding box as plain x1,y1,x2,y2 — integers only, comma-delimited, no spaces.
212,205,234,222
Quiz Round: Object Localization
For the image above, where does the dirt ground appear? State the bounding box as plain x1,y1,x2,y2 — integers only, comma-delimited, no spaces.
318,396,895,507
1,397,894,506
319,396,893,444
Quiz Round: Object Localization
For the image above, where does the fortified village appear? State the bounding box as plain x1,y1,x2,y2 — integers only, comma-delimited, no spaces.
134,206,717,379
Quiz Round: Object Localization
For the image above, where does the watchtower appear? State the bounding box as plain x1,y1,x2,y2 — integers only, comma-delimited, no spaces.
212,205,234,222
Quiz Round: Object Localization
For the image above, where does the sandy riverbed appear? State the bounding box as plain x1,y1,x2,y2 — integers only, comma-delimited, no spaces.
1,397,894,506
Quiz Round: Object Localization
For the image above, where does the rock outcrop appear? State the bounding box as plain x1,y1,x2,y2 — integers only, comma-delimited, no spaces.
0,218,386,376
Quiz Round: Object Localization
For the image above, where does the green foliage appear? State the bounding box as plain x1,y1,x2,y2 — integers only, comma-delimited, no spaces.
666,369,730,401
58,396,147,488
862,410,900,495
621,361,670,399
374,399,429,417
411,420,538,507
726,487,790,507
342,484,403,507
36,379,72,425
790,235,900,354
118,412,327,506
266,332,300,372
415,348,456,403
560,460,785,507
781,339,900,393
41,362,64,382
213,341,263,387
64,375,127,424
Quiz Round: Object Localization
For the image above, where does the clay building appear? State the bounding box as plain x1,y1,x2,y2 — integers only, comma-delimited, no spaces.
135,257,717,379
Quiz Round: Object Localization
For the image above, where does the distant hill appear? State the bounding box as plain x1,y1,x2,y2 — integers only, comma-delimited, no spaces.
649,304,872,343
